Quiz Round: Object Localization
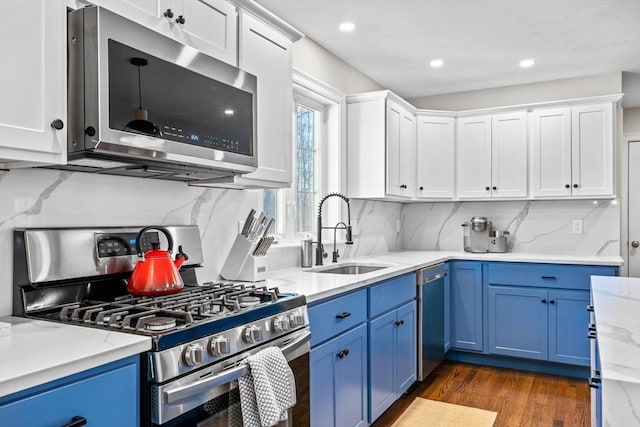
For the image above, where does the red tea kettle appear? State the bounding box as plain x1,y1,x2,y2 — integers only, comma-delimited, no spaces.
128,226,187,296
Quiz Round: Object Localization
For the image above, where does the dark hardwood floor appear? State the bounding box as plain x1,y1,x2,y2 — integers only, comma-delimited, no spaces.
372,361,590,427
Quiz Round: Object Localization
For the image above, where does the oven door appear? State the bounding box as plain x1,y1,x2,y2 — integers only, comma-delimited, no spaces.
151,328,310,427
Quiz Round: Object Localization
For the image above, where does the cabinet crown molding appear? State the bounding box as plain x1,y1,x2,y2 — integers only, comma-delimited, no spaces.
347,90,417,114
231,0,304,42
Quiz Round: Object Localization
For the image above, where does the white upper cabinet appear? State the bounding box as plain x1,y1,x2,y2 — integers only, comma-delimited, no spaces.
415,115,455,199
166,0,238,66
456,116,492,199
571,103,614,197
456,113,527,200
530,108,572,197
386,100,416,198
491,112,528,198
193,10,297,188
347,92,416,200
531,103,614,198
90,0,237,65
0,0,66,167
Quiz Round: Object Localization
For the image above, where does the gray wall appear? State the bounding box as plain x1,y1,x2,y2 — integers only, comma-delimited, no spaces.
624,108,640,134
408,72,622,110
292,37,384,94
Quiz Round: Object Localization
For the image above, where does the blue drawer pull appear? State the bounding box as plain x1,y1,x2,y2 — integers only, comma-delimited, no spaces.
62,416,87,427
336,312,351,319
541,275,557,280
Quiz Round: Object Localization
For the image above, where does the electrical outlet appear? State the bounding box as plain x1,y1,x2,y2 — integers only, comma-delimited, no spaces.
572,219,583,234
396,219,402,233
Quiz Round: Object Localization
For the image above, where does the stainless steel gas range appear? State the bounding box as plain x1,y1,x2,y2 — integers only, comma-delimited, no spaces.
12,226,310,427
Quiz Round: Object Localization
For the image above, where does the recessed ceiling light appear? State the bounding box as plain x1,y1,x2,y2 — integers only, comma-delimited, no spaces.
519,59,535,68
430,59,444,68
339,22,356,32
224,109,235,115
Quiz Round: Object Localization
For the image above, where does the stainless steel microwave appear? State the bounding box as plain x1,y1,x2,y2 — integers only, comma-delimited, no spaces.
65,6,257,181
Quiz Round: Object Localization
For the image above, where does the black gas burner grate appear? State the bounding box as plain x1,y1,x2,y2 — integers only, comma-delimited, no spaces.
50,282,284,334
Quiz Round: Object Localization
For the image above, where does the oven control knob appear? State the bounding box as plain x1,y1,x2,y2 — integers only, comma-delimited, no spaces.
289,311,305,328
209,336,231,356
272,316,291,333
183,343,205,367
243,325,263,344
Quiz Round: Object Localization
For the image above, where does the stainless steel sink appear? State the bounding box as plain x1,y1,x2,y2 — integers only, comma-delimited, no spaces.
310,264,390,275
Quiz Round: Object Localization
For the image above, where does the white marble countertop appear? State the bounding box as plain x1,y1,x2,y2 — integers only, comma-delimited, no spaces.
0,316,151,399
591,276,640,426
267,251,623,303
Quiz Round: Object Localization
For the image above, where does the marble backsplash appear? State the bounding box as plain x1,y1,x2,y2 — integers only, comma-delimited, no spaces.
0,168,620,316
0,169,402,316
402,199,620,256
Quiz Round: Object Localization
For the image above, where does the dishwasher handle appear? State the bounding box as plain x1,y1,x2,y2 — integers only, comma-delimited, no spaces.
421,272,445,285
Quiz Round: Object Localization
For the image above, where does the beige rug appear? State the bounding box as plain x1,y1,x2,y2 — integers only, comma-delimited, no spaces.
391,398,497,427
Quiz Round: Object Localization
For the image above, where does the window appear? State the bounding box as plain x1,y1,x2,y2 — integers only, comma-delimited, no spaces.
264,97,324,238
263,73,344,242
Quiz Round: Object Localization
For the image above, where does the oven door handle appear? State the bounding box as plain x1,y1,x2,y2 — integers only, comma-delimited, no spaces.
164,330,311,404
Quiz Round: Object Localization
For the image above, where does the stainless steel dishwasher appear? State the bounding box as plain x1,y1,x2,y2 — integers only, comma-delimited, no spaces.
417,263,445,381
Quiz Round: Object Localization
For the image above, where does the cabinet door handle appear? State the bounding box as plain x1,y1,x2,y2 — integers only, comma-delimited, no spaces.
62,416,87,427
588,331,597,339
343,348,349,356
176,15,186,24
485,186,490,191
394,320,405,326
588,379,600,389
336,312,351,319
549,299,555,304
400,184,407,189
541,298,547,303
163,8,174,18
336,351,344,359
573,184,579,188
50,119,64,130
492,186,497,191
565,184,570,189
586,305,594,312
419,186,424,191
541,276,556,280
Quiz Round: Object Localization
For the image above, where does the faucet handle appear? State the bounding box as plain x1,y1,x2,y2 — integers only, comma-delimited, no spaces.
332,249,340,263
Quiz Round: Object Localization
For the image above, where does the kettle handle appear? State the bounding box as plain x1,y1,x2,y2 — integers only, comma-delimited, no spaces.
136,226,173,257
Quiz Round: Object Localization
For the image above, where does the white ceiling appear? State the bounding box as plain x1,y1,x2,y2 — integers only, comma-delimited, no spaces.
255,0,640,99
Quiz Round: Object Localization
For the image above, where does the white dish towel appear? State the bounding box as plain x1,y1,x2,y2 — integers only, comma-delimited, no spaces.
238,346,297,427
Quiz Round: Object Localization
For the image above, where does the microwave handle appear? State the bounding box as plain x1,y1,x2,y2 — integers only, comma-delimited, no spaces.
164,330,310,404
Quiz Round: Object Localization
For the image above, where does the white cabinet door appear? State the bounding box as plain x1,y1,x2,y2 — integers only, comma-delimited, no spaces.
571,103,613,197
491,112,527,198
169,0,238,66
0,0,66,166
386,100,415,198
530,108,572,197
90,0,170,34
416,115,454,199
456,116,492,199
236,12,292,185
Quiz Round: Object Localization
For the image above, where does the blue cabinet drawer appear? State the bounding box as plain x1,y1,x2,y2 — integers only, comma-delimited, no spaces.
309,289,367,347
369,273,416,318
0,358,139,427
487,262,617,290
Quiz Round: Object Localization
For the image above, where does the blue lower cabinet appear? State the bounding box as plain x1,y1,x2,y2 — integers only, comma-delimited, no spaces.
369,301,416,423
450,261,483,351
444,263,451,352
488,285,548,360
548,289,590,366
0,356,139,427
311,324,368,427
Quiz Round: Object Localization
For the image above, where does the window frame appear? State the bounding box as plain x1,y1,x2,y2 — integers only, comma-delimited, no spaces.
265,71,346,244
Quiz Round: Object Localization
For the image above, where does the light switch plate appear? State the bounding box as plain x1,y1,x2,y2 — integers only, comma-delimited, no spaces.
572,219,583,234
